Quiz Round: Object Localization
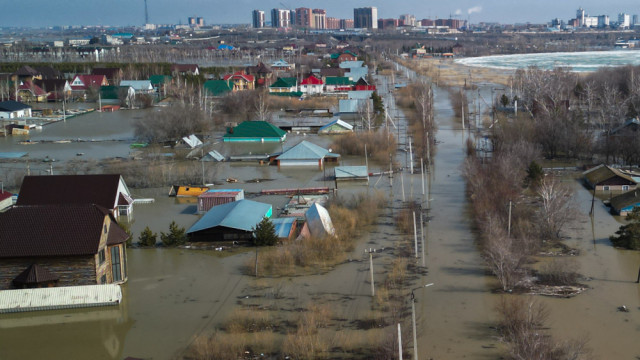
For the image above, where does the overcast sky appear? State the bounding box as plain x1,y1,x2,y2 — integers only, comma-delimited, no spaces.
1,0,639,27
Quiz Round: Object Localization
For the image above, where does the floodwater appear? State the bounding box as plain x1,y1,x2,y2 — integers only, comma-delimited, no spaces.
0,67,639,360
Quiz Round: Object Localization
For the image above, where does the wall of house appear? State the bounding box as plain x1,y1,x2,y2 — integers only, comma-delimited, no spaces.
0,256,96,290
188,228,254,242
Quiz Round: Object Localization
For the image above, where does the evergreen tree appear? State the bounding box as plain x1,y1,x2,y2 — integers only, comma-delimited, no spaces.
138,226,157,247
252,217,278,246
610,207,640,250
525,161,544,188
160,221,187,246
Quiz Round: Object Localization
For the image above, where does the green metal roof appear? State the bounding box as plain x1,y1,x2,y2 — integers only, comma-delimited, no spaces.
224,121,286,140
149,75,172,85
325,77,353,86
270,77,297,88
270,91,303,97
204,80,233,97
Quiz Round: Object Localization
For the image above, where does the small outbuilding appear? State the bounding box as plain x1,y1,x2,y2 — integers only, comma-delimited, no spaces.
275,140,340,168
304,203,335,239
318,119,354,134
0,100,32,119
610,190,640,216
272,217,298,240
223,121,286,142
187,199,273,242
197,189,245,213
335,166,369,186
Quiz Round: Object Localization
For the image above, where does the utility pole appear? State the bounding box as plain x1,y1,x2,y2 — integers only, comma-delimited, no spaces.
411,283,434,360
366,249,375,297
413,211,418,258
49,163,53,175
420,212,425,267
398,323,403,360
401,170,406,202
508,200,513,237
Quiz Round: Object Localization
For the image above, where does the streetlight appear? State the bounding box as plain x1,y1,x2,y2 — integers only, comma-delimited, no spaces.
411,283,434,360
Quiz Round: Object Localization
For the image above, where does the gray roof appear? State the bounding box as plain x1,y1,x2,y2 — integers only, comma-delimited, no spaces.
0,100,31,112
187,199,272,234
348,90,373,99
335,166,369,179
119,80,153,91
339,99,372,114
339,61,365,69
276,140,340,161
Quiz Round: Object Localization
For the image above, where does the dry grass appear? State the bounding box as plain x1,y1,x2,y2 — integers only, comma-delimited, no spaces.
269,95,338,111
222,308,274,334
188,330,278,360
331,130,397,164
281,304,335,359
398,58,511,87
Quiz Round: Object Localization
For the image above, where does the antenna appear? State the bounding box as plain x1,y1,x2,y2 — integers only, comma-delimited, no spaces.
144,0,149,24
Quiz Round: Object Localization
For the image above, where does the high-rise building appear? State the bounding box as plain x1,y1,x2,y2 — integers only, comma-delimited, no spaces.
421,19,435,27
271,9,291,28
633,15,639,27
354,7,378,29
188,17,196,26
618,13,631,28
597,15,609,28
295,8,313,28
399,14,416,27
576,7,585,26
252,10,265,28
327,17,340,29
197,17,204,26
312,9,327,29
340,19,354,29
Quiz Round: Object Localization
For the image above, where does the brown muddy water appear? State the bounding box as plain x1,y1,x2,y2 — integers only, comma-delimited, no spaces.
0,71,638,360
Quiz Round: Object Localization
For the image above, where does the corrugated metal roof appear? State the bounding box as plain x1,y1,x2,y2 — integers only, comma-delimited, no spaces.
335,166,369,179
203,150,225,162
223,121,286,140
348,90,374,99
180,134,203,148
272,217,296,238
339,61,365,69
201,189,244,197
583,164,635,186
187,199,272,234
610,190,640,211
305,203,335,238
120,80,153,91
276,140,339,161
339,99,372,114
319,119,354,133
0,284,122,313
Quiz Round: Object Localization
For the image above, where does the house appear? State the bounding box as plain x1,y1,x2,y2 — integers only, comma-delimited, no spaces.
245,62,273,87
203,80,233,97
271,59,294,71
16,82,48,102
318,119,354,134
223,121,286,142
34,79,72,101
223,71,255,91
275,140,340,168
269,77,298,93
197,189,244,213
331,51,358,63
324,77,353,92
16,174,134,217
0,190,12,211
91,67,123,84
0,100,32,119
149,75,172,93
177,134,203,149
272,217,298,240
34,66,63,80
300,75,324,95
11,65,41,82
354,78,376,91
583,164,637,192
71,75,109,93
335,166,369,187
119,80,154,95
100,85,135,106
610,118,640,135
187,199,272,242
0,203,129,290
303,203,335,239
610,190,640,216
319,68,346,78
346,67,369,83
171,64,199,76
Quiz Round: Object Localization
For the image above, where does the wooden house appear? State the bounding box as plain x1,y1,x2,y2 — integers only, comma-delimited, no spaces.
16,174,134,218
245,62,273,87
91,67,123,84
0,204,129,290
17,82,48,102
70,75,109,95
11,65,41,83
269,77,298,93
583,164,637,192
223,71,255,91
34,79,72,101
203,80,233,97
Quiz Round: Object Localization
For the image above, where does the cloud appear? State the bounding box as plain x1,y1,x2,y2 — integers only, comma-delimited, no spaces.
455,9,462,15
467,6,482,15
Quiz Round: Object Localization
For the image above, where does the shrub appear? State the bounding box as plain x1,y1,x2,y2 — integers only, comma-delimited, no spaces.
138,226,157,247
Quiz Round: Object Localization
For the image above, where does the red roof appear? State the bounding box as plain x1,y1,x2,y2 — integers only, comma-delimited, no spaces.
71,75,107,90
0,190,12,202
223,71,255,82
301,75,323,85
18,82,47,96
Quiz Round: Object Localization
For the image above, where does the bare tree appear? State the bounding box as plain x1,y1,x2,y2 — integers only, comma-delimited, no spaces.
537,176,575,240
254,90,272,122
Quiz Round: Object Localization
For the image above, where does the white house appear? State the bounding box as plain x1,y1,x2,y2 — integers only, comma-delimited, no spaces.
299,75,324,95
0,101,32,119
119,80,154,94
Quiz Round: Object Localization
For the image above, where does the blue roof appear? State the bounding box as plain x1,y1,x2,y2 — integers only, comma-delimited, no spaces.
335,166,369,179
187,199,272,234
276,140,339,161
272,217,296,238
218,44,234,50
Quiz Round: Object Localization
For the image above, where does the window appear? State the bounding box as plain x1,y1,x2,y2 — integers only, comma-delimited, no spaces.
100,275,107,284
98,249,106,264
603,186,610,191
623,185,630,191
111,247,122,282
104,224,108,234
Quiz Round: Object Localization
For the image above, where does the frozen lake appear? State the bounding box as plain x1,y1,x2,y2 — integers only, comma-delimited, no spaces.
456,50,640,72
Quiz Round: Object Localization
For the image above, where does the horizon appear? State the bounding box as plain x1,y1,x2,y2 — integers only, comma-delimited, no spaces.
1,1,639,28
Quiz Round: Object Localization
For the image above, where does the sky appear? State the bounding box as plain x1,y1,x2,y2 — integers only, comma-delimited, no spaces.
1,0,639,28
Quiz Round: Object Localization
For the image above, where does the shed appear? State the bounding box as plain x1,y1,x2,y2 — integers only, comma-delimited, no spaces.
0,100,32,119
223,121,286,142
0,284,122,313
583,164,637,192
335,166,369,185
348,90,374,100
610,190,640,216
318,119,354,134
168,185,209,197
177,134,203,148
202,150,225,162
272,217,298,240
275,140,340,168
197,189,245,213
187,199,273,242
304,203,335,239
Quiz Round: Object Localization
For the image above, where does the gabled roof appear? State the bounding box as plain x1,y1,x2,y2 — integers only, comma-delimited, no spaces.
304,203,335,238
335,166,369,179
300,75,323,85
100,85,133,100
270,77,297,88
319,119,354,132
271,59,290,67
120,80,153,91
0,100,31,112
13,65,40,77
171,64,199,73
17,174,129,211
18,82,47,96
0,190,12,202
276,140,339,161
583,164,636,186
34,66,62,80
34,79,69,92
0,204,120,258
223,71,255,83
180,134,203,148
72,75,107,90
224,121,286,140
13,264,59,285
611,118,640,134
610,190,640,212
247,62,272,75
204,80,233,96
149,75,172,85
339,60,365,69
187,199,272,234
325,77,353,86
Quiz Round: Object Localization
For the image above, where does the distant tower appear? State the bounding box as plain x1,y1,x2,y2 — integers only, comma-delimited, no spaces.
144,0,149,24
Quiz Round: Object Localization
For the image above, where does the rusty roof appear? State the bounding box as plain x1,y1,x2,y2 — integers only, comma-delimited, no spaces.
17,174,125,210
583,165,635,186
0,204,121,258
13,264,59,285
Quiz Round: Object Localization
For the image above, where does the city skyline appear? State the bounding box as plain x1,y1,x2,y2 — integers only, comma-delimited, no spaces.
1,0,639,27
